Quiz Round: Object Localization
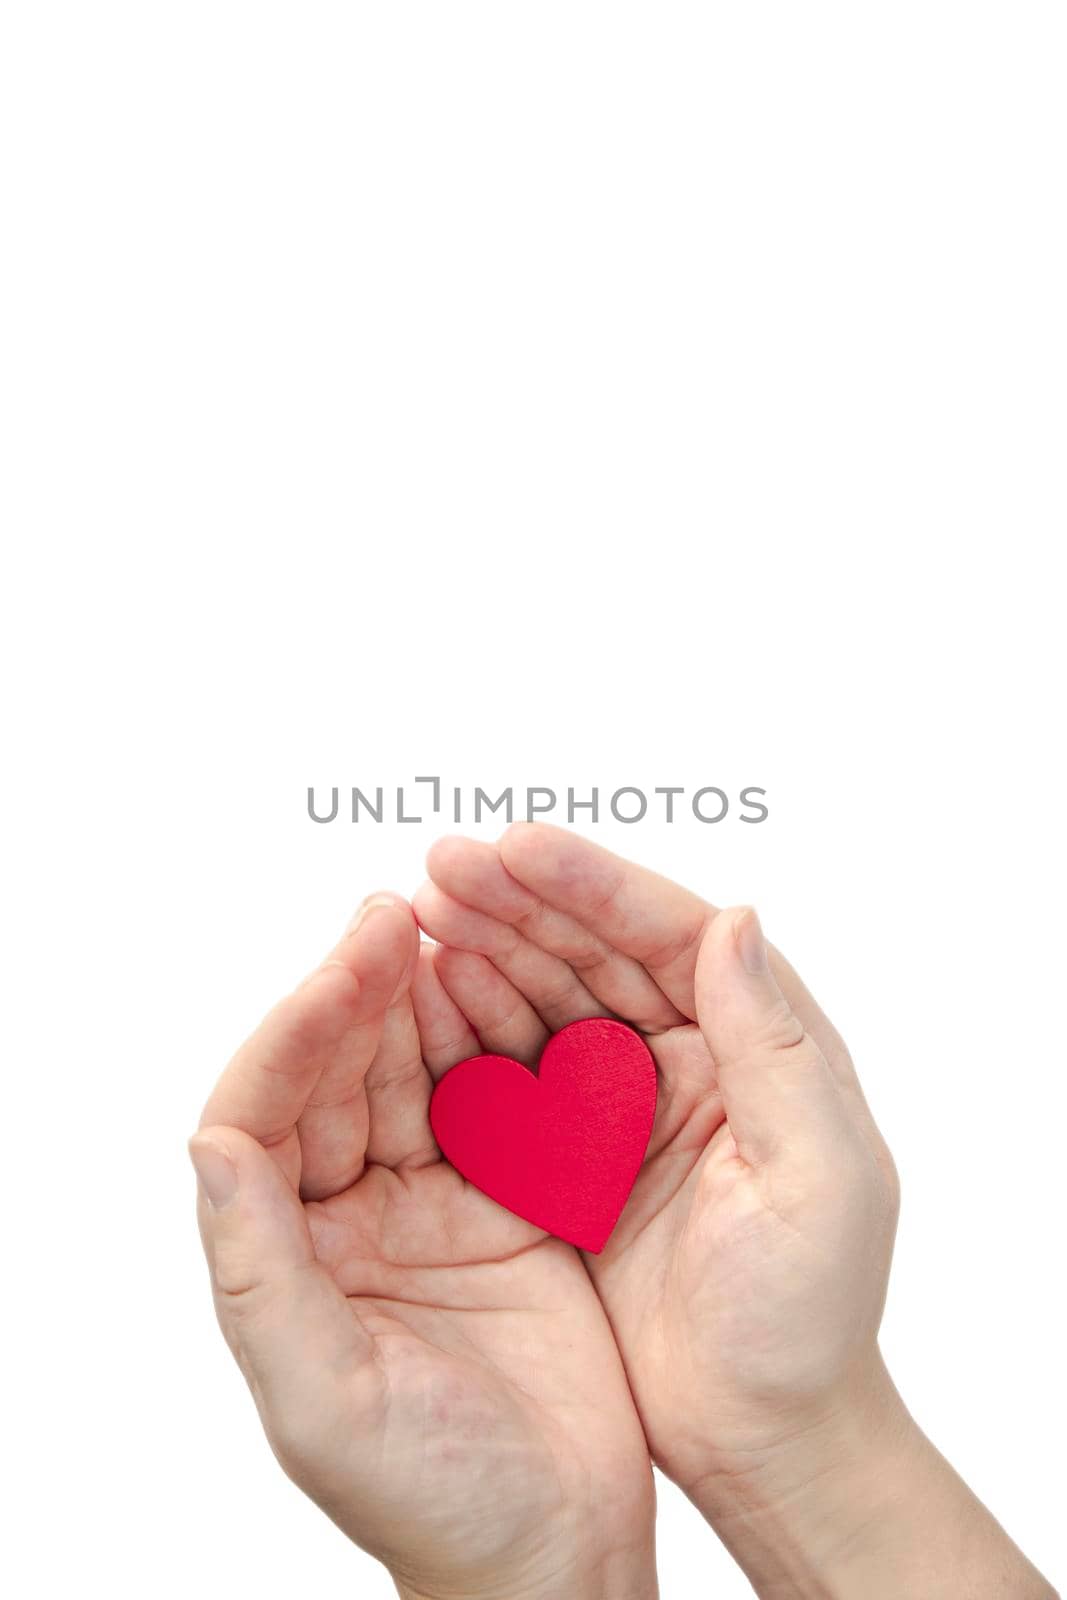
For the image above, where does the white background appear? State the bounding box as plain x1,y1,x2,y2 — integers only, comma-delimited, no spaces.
2,3,1064,1595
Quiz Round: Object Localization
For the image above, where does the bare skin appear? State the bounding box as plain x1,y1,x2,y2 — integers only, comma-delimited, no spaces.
191,895,656,1600
191,828,1057,1599
415,823,1057,1599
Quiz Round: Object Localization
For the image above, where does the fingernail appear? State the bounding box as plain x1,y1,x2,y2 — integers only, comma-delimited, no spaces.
736,908,769,975
345,893,398,936
188,1137,238,1209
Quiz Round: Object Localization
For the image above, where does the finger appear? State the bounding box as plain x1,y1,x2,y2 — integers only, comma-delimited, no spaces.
293,896,420,1199
496,825,861,1094
498,823,714,1018
410,942,482,1081
425,836,685,1032
433,947,548,1070
413,881,608,1032
202,895,418,1197
361,992,437,1172
693,908,851,1168
190,1126,375,1445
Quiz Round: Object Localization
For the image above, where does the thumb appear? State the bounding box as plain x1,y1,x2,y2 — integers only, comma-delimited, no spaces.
695,908,850,1168
189,1126,373,1433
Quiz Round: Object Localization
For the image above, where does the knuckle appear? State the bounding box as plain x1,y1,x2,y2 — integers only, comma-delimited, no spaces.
211,1236,269,1303
643,910,709,975
748,999,816,1062
211,1276,270,1363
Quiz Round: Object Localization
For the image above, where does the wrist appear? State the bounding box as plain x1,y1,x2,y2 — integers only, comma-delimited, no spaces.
684,1353,1055,1600
393,1530,658,1600
686,1356,916,1598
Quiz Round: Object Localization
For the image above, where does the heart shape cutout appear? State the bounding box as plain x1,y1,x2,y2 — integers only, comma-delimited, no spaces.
429,1017,657,1252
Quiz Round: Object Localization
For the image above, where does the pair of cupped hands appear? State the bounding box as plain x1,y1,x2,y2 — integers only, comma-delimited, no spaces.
191,827,1054,1600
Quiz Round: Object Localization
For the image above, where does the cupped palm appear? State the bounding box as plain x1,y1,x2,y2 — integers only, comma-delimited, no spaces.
197,901,654,1600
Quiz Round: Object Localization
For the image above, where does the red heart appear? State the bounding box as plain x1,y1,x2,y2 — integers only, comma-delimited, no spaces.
429,1017,657,1253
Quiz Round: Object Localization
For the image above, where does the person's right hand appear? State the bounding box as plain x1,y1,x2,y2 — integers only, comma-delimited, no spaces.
418,826,1056,1598
416,829,900,1486
190,892,657,1600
